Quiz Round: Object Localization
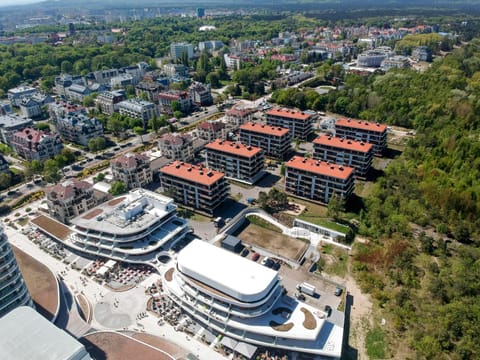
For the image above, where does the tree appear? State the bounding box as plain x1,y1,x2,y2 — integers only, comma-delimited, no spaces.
134,126,145,143
60,148,76,164
60,60,73,74
0,172,12,190
109,181,127,196
34,123,50,131
88,137,106,152
327,194,344,221
43,159,61,183
107,116,124,136
148,114,161,134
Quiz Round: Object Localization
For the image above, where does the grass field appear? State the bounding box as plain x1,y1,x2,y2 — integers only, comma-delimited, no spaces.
366,327,386,359
237,222,308,261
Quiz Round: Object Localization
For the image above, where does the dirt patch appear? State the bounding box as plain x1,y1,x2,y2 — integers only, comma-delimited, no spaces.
300,307,317,330
82,208,103,220
81,331,180,360
77,294,91,323
31,215,71,241
237,223,308,261
133,333,187,359
164,268,173,282
283,202,306,216
269,320,294,332
12,245,58,321
107,197,126,206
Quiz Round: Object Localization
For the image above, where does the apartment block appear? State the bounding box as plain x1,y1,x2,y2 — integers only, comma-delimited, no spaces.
117,98,158,127
159,161,229,215
95,90,126,115
205,139,265,184
11,128,63,162
54,113,103,146
225,106,255,127
239,122,291,159
266,108,313,140
158,91,191,115
334,118,387,155
313,135,373,178
158,133,194,162
285,156,355,204
7,86,38,107
196,121,226,142
189,82,212,106
110,153,153,190
170,42,194,60
46,179,97,223
0,114,33,145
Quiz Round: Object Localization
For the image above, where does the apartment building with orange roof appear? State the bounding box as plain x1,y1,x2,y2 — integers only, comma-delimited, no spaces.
265,108,314,140
313,135,374,178
239,122,292,159
159,161,229,215
334,118,387,155
204,139,265,184
285,156,355,204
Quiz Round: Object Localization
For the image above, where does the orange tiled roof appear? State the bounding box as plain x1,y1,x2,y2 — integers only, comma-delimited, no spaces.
286,156,354,180
336,118,387,133
160,161,225,186
313,135,373,153
205,139,262,158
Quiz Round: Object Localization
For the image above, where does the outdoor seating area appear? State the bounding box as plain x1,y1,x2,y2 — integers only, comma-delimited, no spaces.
105,264,154,290
26,228,66,258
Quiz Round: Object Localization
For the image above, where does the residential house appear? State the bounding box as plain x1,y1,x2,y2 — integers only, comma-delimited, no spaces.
11,127,63,161
110,153,153,189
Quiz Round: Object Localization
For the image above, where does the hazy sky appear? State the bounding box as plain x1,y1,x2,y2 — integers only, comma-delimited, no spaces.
0,0,42,7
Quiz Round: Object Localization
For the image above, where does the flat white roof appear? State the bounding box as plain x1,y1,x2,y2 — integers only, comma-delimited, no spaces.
0,306,91,360
177,240,279,303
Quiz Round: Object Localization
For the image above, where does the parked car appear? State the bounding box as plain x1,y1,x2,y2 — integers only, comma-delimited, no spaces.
251,253,260,262
241,248,249,257
334,286,343,296
260,256,270,265
324,305,332,317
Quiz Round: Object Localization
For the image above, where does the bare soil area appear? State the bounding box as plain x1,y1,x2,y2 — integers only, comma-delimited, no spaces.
12,245,58,321
81,331,183,360
237,223,308,261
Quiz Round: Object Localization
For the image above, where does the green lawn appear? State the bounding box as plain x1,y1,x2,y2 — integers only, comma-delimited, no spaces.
366,328,386,359
298,215,349,234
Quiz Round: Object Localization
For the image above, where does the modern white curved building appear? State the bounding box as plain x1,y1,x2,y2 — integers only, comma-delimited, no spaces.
68,189,190,263
164,240,344,358
0,226,33,317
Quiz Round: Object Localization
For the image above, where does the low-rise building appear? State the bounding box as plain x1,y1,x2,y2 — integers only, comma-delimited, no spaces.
239,122,291,159
7,86,38,107
313,135,374,178
135,82,162,103
205,139,265,184
334,118,387,155
117,98,158,127
11,127,63,161
54,74,85,98
285,156,355,204
159,161,229,215
163,239,344,359
225,105,256,127
266,108,313,140
19,93,53,119
158,91,191,115
48,101,85,122
189,82,212,106
196,121,226,142
64,84,92,103
95,90,126,115
162,64,189,78
54,113,104,146
69,189,189,262
381,55,410,71
0,113,33,145
46,179,97,224
412,46,432,62
110,153,153,190
158,133,194,162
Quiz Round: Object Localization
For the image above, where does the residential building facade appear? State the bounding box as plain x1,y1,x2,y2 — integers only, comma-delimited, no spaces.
158,91,191,115
196,121,226,142
285,156,355,204
334,118,387,155
54,113,104,146
0,114,33,145
158,133,194,162
46,179,97,223
7,86,38,107
110,153,153,189
313,135,374,178
189,82,213,106
225,106,255,127
239,122,291,159
170,42,194,60
160,161,229,215
95,90,126,115
117,98,158,127
0,226,34,317
11,128,63,162
266,108,313,140
205,139,265,184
